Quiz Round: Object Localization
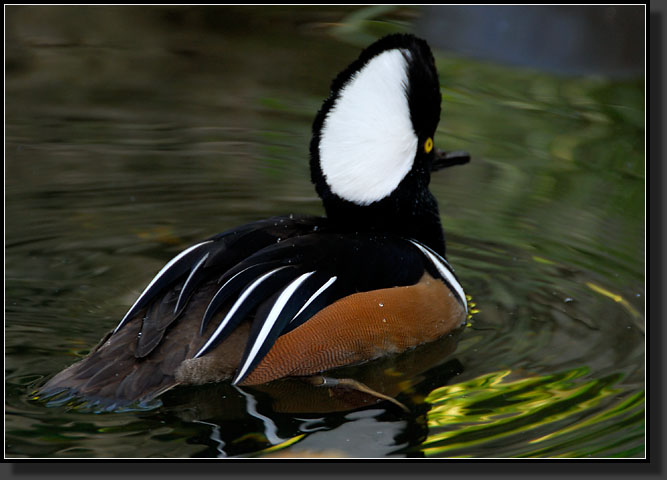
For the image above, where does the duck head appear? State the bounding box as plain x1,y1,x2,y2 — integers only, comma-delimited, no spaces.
310,34,468,254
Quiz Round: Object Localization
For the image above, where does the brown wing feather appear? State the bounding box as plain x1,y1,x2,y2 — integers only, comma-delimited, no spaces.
38,282,250,407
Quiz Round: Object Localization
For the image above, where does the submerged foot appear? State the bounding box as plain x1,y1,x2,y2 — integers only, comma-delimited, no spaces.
304,375,410,413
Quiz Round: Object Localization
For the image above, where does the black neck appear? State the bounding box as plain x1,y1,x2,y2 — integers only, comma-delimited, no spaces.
317,169,447,256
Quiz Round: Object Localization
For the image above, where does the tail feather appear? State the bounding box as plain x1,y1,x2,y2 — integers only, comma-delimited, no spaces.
37,283,237,408
38,319,180,407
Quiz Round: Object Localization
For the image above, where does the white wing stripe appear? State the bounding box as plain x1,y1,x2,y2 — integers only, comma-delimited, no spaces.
113,240,213,333
194,266,289,358
201,264,256,324
175,252,209,313
233,271,316,384
409,240,467,312
290,276,337,322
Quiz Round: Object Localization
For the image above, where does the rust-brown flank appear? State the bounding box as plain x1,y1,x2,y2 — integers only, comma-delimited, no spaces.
240,272,466,385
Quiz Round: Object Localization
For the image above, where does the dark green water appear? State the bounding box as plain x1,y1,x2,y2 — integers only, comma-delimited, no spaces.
5,6,645,458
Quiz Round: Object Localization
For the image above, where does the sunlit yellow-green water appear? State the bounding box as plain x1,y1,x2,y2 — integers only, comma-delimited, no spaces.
422,367,644,458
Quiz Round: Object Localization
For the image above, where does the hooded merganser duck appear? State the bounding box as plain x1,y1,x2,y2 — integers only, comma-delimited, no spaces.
38,33,470,408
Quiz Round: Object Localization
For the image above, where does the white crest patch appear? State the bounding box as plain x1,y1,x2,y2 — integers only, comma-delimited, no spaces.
319,49,418,206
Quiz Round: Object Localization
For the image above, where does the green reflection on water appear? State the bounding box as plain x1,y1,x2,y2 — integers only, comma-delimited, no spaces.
421,367,644,458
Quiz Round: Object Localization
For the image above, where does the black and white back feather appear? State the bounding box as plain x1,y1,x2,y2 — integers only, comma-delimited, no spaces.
114,216,466,385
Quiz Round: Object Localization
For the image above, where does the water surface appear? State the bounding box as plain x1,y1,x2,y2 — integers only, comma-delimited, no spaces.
5,6,645,458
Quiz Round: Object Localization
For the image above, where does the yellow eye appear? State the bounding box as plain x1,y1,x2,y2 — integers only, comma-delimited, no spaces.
424,137,434,154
